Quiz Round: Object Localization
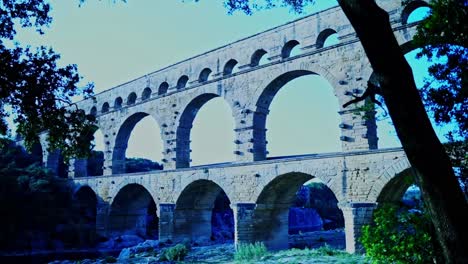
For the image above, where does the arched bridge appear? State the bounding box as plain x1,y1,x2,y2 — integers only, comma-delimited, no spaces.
29,0,429,253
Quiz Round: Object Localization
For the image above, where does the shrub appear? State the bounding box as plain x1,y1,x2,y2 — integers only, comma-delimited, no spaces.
159,243,189,261
104,255,117,263
315,244,342,256
234,242,268,261
360,204,436,264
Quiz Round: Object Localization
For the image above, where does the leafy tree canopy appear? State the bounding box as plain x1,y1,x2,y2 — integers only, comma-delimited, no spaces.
413,0,467,139
0,0,96,160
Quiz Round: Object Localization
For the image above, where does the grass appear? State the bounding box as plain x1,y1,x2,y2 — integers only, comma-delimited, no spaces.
233,244,368,263
234,242,268,262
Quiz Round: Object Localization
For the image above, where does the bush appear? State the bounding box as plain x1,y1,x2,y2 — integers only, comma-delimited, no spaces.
159,243,189,261
104,255,117,263
360,204,437,264
315,244,342,256
234,242,268,261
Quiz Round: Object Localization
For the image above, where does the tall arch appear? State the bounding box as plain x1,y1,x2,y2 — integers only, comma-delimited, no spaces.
174,180,233,243
86,129,105,176
112,112,162,174
73,126,105,177
252,70,341,160
176,93,235,168
108,184,158,238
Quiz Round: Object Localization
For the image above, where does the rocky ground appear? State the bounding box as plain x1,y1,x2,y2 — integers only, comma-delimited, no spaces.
49,240,368,264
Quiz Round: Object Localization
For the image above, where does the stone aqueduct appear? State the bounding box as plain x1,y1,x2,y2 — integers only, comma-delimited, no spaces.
28,0,429,253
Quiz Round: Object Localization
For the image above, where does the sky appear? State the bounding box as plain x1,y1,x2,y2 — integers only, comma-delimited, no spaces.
14,1,437,166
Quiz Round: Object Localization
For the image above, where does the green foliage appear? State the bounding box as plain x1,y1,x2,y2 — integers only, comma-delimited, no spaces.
360,204,436,264
125,157,163,173
444,140,468,196
234,242,268,262
256,246,363,264
208,0,315,14
159,243,190,261
0,0,97,160
413,0,468,139
315,244,343,256
104,256,117,263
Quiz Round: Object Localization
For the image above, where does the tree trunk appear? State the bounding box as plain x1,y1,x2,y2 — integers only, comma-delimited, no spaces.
337,0,468,263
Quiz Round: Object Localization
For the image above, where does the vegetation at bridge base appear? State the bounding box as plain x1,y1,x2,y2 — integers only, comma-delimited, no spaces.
158,243,190,261
0,138,96,252
234,242,268,262
360,203,442,264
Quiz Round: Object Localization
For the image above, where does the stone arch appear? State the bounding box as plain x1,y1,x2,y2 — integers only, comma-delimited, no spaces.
127,92,137,105
316,28,338,49
252,69,341,160
401,0,430,25
108,183,158,238
281,40,300,58
251,49,268,67
176,93,235,168
90,106,97,116
377,168,416,204
174,179,233,242
177,75,189,90
158,82,169,95
114,97,123,110
198,68,212,82
367,158,413,203
253,172,313,249
223,59,238,75
73,185,98,246
112,112,162,174
101,102,110,113
142,87,152,100
250,172,344,250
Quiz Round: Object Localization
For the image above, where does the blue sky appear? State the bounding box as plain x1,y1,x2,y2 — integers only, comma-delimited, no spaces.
14,1,437,165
